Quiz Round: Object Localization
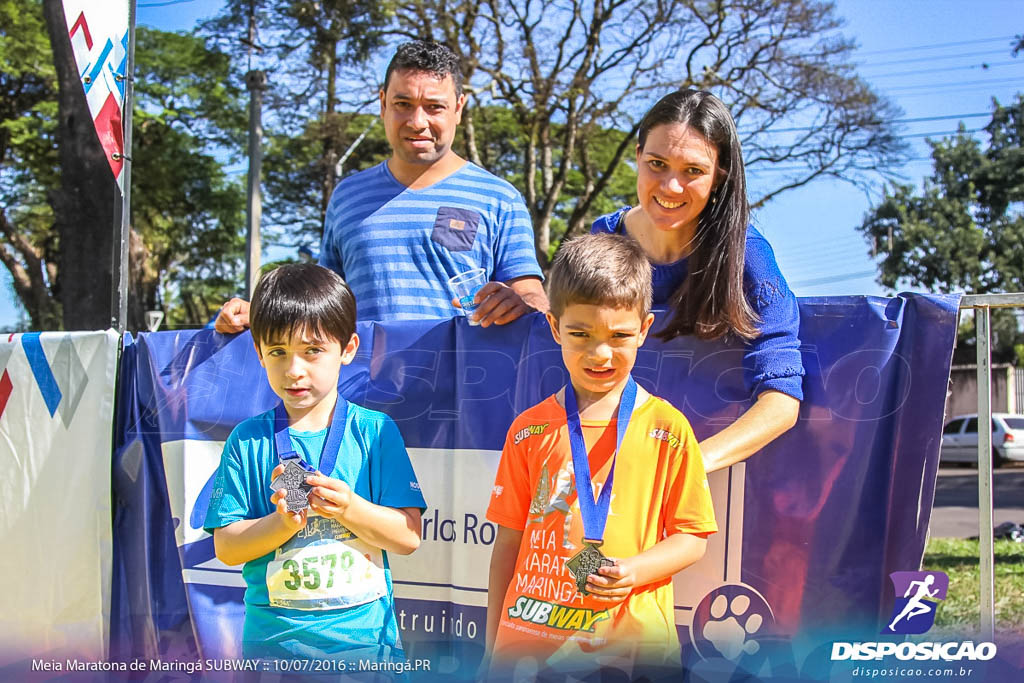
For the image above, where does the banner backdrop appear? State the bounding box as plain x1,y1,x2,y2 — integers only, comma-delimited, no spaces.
112,294,975,679
61,0,130,190
0,330,119,667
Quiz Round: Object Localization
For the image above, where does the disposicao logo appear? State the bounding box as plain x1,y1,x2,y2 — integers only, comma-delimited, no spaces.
884,570,948,635
831,570,997,663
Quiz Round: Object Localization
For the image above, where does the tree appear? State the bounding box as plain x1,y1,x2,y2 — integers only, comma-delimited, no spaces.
859,96,1024,363
0,0,61,328
1,4,246,330
390,0,906,265
41,0,118,329
201,0,391,245
859,97,1024,294
127,28,247,329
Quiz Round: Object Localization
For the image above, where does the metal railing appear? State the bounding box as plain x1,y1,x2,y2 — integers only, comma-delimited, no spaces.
960,292,1024,640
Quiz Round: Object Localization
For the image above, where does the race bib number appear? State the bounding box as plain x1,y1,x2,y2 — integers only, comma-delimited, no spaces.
267,515,388,610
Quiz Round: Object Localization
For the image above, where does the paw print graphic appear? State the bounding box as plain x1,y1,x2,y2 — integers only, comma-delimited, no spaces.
690,584,775,661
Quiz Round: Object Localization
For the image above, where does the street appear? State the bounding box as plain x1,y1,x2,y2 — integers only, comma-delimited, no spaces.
929,464,1024,538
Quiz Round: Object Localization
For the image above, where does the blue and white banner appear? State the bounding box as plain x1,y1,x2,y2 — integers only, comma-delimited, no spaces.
0,331,119,666
113,294,1011,680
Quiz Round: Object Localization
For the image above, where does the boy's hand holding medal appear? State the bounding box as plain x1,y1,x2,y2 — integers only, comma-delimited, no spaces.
306,473,354,519
270,461,311,529
579,557,640,602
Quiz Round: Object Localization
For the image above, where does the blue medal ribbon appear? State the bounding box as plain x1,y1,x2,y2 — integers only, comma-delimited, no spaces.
273,397,348,475
564,376,637,545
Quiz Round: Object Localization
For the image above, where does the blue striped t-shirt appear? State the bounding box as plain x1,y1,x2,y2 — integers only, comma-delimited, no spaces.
319,161,543,321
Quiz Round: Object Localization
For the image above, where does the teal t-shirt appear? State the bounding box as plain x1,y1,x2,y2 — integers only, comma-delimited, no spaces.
203,403,426,661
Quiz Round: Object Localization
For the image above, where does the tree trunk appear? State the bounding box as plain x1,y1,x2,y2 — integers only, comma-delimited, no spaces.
42,0,118,331
320,37,339,228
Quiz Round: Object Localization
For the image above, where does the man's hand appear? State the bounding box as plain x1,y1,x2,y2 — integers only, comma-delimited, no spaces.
214,298,251,334
451,276,547,327
452,282,529,327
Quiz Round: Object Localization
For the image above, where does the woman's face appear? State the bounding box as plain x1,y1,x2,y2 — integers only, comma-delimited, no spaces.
635,122,720,236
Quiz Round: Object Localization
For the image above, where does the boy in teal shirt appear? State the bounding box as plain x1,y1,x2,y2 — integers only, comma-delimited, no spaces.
204,263,426,664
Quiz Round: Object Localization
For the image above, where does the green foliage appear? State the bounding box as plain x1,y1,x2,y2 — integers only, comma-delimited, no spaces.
861,97,1024,294
924,537,1024,635
860,97,1024,362
0,0,59,328
0,12,247,330
262,113,390,247
130,27,247,328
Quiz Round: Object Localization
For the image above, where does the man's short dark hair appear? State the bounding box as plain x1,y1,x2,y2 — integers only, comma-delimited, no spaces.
547,233,653,319
250,263,357,347
383,40,464,96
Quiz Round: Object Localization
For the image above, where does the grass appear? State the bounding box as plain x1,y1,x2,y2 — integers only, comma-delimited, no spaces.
922,537,1024,636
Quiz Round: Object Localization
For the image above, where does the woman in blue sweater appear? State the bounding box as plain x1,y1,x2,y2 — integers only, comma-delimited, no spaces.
592,89,804,472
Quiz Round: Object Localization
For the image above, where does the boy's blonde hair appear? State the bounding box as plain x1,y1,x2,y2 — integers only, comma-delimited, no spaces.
547,233,653,318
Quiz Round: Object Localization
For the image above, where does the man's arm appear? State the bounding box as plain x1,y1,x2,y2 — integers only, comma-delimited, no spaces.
486,525,523,657
214,297,251,334
455,275,549,327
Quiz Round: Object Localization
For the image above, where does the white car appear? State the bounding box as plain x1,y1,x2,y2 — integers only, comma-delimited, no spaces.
940,413,1024,467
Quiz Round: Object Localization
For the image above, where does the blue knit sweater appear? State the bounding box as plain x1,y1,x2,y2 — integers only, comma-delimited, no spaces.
592,207,805,400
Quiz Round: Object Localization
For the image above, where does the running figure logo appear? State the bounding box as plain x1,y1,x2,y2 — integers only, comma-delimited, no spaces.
883,571,949,634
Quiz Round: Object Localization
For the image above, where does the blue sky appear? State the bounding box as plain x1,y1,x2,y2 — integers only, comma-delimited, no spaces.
2,0,1021,326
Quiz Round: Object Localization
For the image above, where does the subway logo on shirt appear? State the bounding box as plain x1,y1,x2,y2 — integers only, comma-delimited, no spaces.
507,596,609,632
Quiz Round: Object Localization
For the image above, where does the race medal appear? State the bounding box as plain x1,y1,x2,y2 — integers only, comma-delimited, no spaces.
267,397,390,610
566,542,614,595
269,460,314,512
563,376,637,595
269,399,347,512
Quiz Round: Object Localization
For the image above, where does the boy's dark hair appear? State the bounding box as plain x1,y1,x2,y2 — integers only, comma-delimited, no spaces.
250,263,357,347
383,40,464,96
547,233,653,318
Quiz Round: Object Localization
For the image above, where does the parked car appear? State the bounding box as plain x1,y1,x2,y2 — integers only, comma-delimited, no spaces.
940,413,1024,467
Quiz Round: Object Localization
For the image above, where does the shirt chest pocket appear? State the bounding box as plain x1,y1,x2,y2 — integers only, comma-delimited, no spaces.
431,207,481,252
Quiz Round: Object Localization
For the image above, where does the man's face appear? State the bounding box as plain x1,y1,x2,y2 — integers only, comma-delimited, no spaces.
380,69,465,168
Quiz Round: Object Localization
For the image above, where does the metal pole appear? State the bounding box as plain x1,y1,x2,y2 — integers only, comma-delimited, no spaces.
111,0,136,333
975,306,995,640
244,69,264,298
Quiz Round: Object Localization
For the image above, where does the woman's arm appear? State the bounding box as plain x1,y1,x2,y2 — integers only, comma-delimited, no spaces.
699,389,800,473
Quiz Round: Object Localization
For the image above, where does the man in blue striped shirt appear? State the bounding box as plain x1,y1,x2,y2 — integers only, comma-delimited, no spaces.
216,41,546,331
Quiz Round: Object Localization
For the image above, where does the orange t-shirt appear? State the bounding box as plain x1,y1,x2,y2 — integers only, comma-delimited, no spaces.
486,392,717,670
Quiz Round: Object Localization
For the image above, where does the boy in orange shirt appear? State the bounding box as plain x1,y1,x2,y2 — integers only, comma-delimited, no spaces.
485,233,717,680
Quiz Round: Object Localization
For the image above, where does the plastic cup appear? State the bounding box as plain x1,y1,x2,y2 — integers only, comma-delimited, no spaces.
448,268,488,325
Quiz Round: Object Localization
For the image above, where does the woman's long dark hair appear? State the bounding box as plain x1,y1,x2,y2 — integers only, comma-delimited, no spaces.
639,89,759,341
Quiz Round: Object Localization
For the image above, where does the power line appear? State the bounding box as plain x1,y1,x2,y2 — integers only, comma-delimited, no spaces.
858,49,1009,69
880,77,1023,92
790,270,878,288
857,35,1018,57
138,0,196,7
864,60,1022,80
739,112,990,135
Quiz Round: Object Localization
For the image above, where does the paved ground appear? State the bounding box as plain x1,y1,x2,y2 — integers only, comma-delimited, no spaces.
929,463,1024,538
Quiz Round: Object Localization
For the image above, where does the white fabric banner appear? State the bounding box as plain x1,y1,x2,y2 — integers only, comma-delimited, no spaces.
0,331,119,665
61,0,130,191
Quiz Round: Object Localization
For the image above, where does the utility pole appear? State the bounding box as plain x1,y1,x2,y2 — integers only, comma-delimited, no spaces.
243,2,264,298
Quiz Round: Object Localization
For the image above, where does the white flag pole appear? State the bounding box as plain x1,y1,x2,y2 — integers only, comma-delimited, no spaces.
111,0,136,333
